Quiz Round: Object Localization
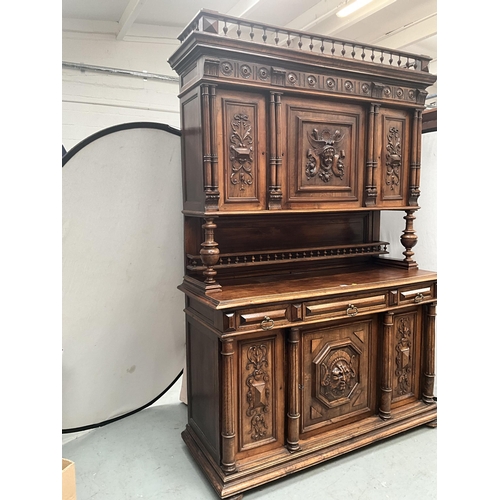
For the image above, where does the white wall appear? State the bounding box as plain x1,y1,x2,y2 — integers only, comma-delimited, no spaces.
62,30,181,150
380,131,438,272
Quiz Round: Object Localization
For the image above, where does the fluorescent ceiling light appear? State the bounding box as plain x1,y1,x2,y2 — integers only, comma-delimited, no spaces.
337,0,375,18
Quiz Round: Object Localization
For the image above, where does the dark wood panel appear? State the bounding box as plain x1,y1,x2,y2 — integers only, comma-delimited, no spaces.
181,89,204,212
186,317,220,461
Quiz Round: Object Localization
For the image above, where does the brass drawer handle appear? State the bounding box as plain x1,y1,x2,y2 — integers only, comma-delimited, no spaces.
261,316,275,330
414,293,425,303
347,304,358,317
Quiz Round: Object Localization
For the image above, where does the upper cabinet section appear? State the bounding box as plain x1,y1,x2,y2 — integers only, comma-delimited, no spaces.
169,10,436,215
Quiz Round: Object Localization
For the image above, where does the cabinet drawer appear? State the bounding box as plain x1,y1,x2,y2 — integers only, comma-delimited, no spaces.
224,303,302,332
304,292,387,320
398,283,436,305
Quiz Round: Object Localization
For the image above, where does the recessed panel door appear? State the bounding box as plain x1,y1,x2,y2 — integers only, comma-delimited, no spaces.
300,318,377,437
281,97,365,209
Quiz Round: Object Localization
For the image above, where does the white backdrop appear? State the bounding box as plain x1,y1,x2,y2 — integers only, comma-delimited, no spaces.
62,124,184,430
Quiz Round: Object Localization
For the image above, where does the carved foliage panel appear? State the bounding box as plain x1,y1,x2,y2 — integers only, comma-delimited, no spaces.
391,310,421,404
282,98,364,208
218,91,267,210
237,333,284,453
301,320,375,435
378,108,410,205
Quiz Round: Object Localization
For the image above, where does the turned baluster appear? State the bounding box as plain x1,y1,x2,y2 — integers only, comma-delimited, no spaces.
400,210,418,268
200,218,221,288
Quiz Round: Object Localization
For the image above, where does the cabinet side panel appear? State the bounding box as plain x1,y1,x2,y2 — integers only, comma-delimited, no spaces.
181,90,204,212
186,316,220,461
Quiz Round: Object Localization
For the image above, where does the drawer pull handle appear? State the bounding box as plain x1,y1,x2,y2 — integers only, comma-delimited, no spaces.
414,293,425,303
261,316,275,330
346,304,358,317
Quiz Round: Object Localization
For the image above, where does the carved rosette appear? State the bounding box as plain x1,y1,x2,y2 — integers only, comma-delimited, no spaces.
395,317,412,395
386,126,401,190
245,344,270,441
305,128,346,183
230,114,254,190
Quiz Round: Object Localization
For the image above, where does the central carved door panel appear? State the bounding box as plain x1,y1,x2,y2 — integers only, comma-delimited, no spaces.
281,97,366,210
300,318,377,438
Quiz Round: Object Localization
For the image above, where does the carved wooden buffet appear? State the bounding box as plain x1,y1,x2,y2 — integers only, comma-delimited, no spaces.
168,10,437,499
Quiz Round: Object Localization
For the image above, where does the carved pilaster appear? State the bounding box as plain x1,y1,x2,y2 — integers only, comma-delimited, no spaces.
409,109,422,206
268,92,283,209
422,302,437,404
286,328,301,452
221,338,237,473
400,210,419,268
380,312,394,420
365,103,379,206
201,84,220,211
200,217,221,290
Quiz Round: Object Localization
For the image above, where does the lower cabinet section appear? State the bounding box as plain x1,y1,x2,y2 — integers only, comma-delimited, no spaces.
183,286,437,499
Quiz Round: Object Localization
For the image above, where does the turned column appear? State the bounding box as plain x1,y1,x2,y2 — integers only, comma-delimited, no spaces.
409,109,423,206
268,91,283,209
201,83,219,210
379,312,394,420
365,103,379,206
286,327,301,452
221,338,237,473
422,302,437,404
400,210,419,268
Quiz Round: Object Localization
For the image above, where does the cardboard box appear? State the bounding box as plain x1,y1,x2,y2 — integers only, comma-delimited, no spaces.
62,459,77,500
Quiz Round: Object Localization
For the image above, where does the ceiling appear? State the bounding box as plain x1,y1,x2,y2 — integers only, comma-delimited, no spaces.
62,0,437,99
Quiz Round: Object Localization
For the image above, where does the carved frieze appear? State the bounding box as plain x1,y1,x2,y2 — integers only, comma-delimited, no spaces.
199,59,419,103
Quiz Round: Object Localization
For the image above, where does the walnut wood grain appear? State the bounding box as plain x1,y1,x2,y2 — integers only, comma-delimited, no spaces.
171,11,437,500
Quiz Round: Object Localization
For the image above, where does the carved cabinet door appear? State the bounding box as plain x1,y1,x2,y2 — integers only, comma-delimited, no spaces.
215,89,268,211
299,318,377,438
234,330,286,460
280,96,365,209
390,308,422,408
374,107,412,207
